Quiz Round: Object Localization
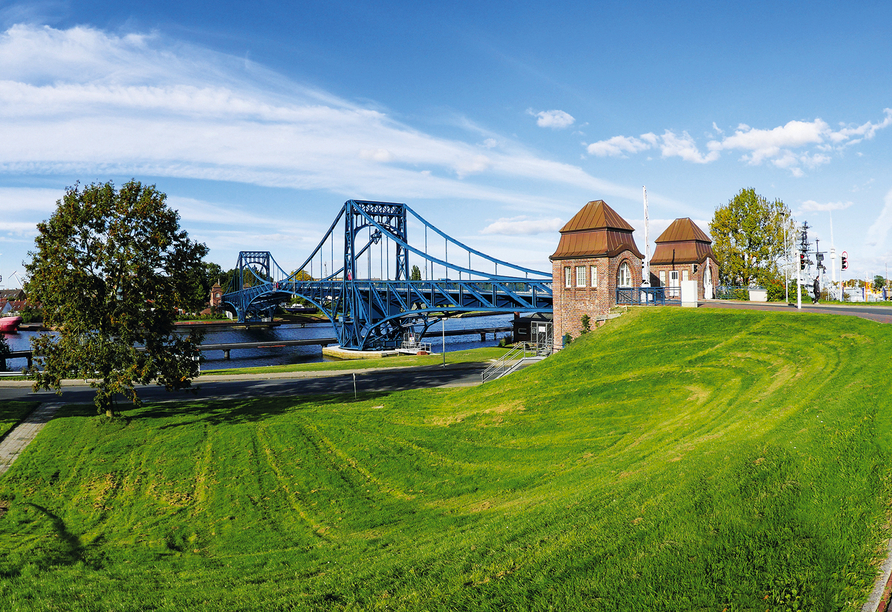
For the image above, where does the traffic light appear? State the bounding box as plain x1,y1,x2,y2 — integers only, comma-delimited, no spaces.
841,254,848,270
799,253,806,270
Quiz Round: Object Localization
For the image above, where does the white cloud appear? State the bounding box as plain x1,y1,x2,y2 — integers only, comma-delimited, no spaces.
707,119,828,166
800,200,854,212
359,148,395,163
0,187,60,214
865,189,892,249
659,130,719,164
532,109,575,129
586,135,652,157
828,109,892,145
584,110,892,175
480,216,564,236
586,130,717,163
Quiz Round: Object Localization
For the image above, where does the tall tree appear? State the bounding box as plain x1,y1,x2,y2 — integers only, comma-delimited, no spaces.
0,335,10,373
25,181,208,416
410,265,422,281
709,188,793,287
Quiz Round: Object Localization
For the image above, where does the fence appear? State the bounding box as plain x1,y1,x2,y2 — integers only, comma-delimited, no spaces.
615,286,680,306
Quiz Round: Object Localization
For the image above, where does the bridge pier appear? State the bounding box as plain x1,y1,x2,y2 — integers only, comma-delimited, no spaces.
223,349,231,360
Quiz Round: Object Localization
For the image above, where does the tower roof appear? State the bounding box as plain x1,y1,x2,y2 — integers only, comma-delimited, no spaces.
654,218,712,244
551,200,643,260
651,218,715,265
559,200,635,233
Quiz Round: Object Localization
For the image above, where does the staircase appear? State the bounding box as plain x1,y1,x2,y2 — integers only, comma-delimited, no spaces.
481,342,550,383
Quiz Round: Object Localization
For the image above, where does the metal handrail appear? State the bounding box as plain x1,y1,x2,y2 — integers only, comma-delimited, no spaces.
482,342,544,383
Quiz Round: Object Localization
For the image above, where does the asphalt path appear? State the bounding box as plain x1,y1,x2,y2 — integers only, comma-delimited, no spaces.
701,300,892,324
0,363,488,407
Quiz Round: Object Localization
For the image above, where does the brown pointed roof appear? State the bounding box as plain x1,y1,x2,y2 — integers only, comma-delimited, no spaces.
650,217,715,265
551,200,643,260
559,200,635,233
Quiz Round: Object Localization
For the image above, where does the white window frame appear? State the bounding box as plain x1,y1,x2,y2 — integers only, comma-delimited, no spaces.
564,266,572,288
576,265,586,287
683,270,689,282
617,262,632,287
590,266,598,288
659,270,666,285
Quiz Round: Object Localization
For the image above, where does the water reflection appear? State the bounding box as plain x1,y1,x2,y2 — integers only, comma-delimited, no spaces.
2,314,513,371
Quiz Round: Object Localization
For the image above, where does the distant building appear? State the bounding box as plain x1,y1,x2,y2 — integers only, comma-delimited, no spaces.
0,289,25,302
550,200,643,349
649,218,719,300
209,281,223,309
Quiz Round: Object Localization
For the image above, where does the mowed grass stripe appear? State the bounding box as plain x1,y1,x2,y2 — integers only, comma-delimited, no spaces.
0,307,890,610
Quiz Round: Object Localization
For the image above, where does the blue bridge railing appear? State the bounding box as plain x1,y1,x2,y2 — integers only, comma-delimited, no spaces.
615,286,680,306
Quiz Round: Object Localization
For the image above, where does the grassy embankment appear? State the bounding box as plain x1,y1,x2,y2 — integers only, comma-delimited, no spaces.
1,307,891,611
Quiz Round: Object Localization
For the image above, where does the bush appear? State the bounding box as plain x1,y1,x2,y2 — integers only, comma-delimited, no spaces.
0,335,9,372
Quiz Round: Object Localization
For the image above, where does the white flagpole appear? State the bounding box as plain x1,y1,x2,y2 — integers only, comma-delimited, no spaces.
642,186,650,286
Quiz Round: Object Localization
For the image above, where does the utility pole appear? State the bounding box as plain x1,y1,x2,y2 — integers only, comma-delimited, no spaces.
795,224,802,310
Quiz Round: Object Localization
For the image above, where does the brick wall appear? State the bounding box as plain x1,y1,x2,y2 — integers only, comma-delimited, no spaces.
650,257,718,300
552,250,642,350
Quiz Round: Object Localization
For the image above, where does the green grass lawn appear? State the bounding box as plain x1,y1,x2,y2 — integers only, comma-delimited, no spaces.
1,308,890,611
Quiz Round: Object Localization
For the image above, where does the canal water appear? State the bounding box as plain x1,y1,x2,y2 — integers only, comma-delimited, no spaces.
2,314,513,372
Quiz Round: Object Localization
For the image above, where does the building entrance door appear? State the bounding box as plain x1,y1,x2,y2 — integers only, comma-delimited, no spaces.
703,264,713,299
669,270,680,298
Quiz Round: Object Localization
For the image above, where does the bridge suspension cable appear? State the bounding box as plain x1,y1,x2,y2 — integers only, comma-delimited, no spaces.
223,200,553,350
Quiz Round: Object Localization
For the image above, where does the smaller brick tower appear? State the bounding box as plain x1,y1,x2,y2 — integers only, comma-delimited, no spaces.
649,218,719,300
550,200,642,349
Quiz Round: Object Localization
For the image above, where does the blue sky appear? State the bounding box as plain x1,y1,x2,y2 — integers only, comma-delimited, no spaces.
1,0,891,288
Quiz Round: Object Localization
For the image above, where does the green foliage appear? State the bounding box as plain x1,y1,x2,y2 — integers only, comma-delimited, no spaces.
410,264,422,281
17,302,43,324
0,309,890,610
0,334,9,372
24,180,208,416
580,313,591,333
710,188,792,287
873,275,886,291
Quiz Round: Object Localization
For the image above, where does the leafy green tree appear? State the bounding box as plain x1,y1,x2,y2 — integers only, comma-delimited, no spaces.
873,275,886,291
290,269,314,281
25,180,208,416
0,335,10,372
709,188,793,287
183,260,224,314
411,265,422,281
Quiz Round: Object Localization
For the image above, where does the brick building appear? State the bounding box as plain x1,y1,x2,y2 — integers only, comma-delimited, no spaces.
649,218,718,300
550,200,643,349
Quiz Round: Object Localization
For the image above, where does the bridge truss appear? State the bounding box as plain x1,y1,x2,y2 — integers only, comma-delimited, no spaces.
222,200,553,350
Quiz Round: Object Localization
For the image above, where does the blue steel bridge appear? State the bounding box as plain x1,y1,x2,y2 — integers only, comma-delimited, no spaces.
222,200,554,351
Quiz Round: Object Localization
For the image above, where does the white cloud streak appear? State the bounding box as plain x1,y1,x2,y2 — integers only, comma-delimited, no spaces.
480,216,564,236
0,24,635,211
800,200,854,212
865,188,892,249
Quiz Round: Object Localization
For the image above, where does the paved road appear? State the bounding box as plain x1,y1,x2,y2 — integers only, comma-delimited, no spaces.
701,300,892,324
0,363,488,406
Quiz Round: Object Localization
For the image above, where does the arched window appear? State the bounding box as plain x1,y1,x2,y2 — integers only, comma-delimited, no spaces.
617,261,632,287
